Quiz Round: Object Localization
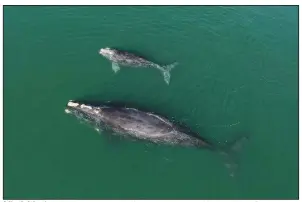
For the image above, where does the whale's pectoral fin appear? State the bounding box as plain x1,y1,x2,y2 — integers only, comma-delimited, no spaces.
112,63,120,73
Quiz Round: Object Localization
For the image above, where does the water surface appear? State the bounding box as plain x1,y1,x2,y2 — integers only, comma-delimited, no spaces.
4,6,298,199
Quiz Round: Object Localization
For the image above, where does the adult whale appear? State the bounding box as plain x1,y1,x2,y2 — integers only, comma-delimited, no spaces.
65,100,247,176
99,47,178,85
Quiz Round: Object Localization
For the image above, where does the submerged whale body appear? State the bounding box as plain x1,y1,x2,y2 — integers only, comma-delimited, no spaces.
65,100,247,150
99,47,178,85
65,100,211,147
65,100,248,176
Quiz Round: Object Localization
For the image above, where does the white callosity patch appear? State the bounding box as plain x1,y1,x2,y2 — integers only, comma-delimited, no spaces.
65,109,71,114
67,101,79,107
80,104,92,109
99,47,114,59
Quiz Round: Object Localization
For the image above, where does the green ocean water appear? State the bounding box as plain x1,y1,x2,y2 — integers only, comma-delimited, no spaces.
4,6,298,199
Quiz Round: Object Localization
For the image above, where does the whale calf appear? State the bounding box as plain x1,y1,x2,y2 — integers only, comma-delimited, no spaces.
99,47,178,85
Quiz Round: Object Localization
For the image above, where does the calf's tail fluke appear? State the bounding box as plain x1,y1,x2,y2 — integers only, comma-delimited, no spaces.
160,62,178,85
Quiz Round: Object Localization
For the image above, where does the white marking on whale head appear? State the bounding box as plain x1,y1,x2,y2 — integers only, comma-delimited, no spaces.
67,100,79,107
65,109,71,114
80,104,92,110
99,47,114,57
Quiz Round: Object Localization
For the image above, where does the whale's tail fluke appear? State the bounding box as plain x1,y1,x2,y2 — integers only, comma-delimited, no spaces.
219,134,249,177
160,62,178,85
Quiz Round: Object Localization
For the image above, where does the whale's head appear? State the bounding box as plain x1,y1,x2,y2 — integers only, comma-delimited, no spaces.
65,100,105,128
99,47,115,58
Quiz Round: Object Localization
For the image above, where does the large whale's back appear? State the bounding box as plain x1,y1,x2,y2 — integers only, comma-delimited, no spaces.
101,107,174,137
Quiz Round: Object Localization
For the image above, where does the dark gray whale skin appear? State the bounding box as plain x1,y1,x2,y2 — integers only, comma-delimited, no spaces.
99,47,178,85
100,48,157,68
65,100,249,177
65,100,214,149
